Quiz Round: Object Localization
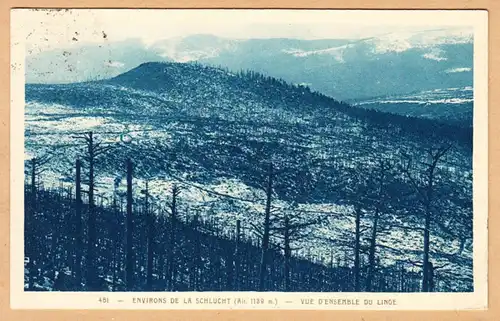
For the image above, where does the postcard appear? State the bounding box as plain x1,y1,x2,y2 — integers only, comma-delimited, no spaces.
9,8,488,310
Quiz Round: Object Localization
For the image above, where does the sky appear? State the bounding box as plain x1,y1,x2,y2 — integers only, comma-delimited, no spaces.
12,9,478,54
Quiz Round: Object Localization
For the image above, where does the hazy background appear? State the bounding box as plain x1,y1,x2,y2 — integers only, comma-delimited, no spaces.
18,9,474,101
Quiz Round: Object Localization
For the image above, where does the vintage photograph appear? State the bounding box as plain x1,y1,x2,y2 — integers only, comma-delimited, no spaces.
10,9,488,309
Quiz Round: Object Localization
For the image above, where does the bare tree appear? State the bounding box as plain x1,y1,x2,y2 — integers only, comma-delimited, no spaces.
345,167,371,292
143,181,155,290
353,204,362,291
27,155,51,215
25,155,51,290
233,219,241,290
74,159,83,288
365,160,393,291
273,208,320,291
401,144,452,292
126,158,134,290
167,184,181,291
259,163,273,291
73,131,113,290
337,160,392,292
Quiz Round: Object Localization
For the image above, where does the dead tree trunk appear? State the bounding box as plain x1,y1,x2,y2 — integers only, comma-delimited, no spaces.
422,148,448,292
28,158,37,290
30,158,36,212
402,145,450,292
225,226,235,290
400,265,405,292
145,181,154,291
365,160,391,291
26,156,49,290
365,207,379,291
427,261,435,292
192,214,202,291
354,205,361,292
73,131,113,290
168,185,180,291
284,215,291,292
259,163,273,291
86,132,96,289
157,214,166,284
422,202,432,292
225,246,234,290
234,219,241,291
75,159,83,288
126,158,134,290
111,191,120,291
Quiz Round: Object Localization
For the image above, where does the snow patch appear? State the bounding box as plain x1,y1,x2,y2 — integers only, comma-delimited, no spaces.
445,67,472,73
282,45,353,62
162,50,220,63
370,33,413,54
27,116,110,132
357,98,473,105
422,48,447,61
369,27,472,54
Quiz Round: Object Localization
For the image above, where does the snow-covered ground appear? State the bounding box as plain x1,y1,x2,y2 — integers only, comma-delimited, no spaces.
23,71,474,291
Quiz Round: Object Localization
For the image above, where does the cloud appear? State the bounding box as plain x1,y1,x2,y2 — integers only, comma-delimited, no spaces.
445,67,472,73
13,9,476,53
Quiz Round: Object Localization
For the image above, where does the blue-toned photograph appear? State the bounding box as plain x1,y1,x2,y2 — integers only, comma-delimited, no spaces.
23,9,475,293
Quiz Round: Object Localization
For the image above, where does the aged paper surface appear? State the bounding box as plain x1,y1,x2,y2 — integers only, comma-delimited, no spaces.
4,6,492,316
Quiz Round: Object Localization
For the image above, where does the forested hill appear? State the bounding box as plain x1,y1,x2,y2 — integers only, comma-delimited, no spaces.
25,61,473,291
109,62,472,145
28,61,472,145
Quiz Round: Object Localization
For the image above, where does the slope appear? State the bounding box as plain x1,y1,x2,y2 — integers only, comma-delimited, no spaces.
25,62,473,291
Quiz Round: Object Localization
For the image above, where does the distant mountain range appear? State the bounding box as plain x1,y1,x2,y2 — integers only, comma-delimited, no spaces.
26,28,473,101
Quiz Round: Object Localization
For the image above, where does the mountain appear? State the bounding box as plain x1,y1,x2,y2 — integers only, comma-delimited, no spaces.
26,28,473,101
25,62,473,291
351,86,473,127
